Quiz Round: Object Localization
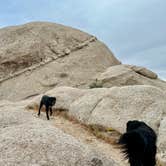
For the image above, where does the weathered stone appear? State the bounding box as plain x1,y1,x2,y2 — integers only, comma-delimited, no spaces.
28,85,166,165
0,101,118,166
127,65,158,79
94,65,166,90
0,22,120,101
64,48,71,55
157,117,166,165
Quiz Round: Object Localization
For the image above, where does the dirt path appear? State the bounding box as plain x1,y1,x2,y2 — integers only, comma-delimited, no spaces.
32,110,128,166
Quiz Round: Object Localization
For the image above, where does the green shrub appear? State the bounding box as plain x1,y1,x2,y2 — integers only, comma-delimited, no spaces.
89,79,103,88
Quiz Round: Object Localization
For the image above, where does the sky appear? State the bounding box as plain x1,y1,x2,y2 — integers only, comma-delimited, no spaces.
0,0,166,79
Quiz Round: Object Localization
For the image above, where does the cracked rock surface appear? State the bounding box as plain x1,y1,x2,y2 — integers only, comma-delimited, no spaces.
0,22,120,101
93,64,166,90
0,101,118,166
27,85,166,165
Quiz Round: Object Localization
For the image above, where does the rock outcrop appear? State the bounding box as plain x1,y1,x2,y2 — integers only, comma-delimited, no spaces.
27,85,166,165
91,64,166,90
157,117,166,166
0,22,120,101
32,86,165,133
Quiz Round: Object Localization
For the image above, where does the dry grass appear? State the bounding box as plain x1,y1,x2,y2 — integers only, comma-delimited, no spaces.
86,124,121,145
53,109,121,145
26,102,39,111
26,103,121,146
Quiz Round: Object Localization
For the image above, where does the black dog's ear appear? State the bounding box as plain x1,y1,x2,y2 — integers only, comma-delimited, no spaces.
126,120,142,132
126,121,134,131
127,121,132,126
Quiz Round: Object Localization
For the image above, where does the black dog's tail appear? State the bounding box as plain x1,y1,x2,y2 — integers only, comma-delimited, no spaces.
118,131,146,160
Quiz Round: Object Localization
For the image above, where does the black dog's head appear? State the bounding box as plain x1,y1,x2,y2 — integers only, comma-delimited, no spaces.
126,120,146,132
49,97,56,106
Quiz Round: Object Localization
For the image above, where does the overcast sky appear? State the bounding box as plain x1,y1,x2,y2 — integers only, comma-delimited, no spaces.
0,0,166,79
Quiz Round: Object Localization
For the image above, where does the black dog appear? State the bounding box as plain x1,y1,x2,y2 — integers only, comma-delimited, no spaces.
38,95,56,120
118,120,157,166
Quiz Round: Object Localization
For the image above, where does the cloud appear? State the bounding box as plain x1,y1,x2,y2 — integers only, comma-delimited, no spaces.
0,0,166,78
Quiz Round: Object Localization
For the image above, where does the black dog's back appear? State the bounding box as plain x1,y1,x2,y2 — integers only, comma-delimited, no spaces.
119,120,157,166
40,95,56,106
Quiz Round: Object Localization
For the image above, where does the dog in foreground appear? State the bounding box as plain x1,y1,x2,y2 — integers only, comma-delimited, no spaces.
118,120,157,166
38,95,56,120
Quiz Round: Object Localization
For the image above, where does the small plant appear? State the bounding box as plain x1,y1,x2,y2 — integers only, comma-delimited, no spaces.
59,73,68,78
89,79,103,89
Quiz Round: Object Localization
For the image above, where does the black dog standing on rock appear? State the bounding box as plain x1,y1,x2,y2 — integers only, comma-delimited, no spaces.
118,120,157,166
38,95,56,120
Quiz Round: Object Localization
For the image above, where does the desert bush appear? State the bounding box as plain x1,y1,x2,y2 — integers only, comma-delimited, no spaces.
89,79,103,88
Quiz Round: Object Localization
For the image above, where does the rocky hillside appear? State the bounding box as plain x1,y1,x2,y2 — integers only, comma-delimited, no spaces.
0,22,166,166
0,22,120,101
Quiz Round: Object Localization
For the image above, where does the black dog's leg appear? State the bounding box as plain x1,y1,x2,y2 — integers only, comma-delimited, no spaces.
143,152,156,166
50,107,53,116
38,102,43,116
46,105,49,120
129,158,143,166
